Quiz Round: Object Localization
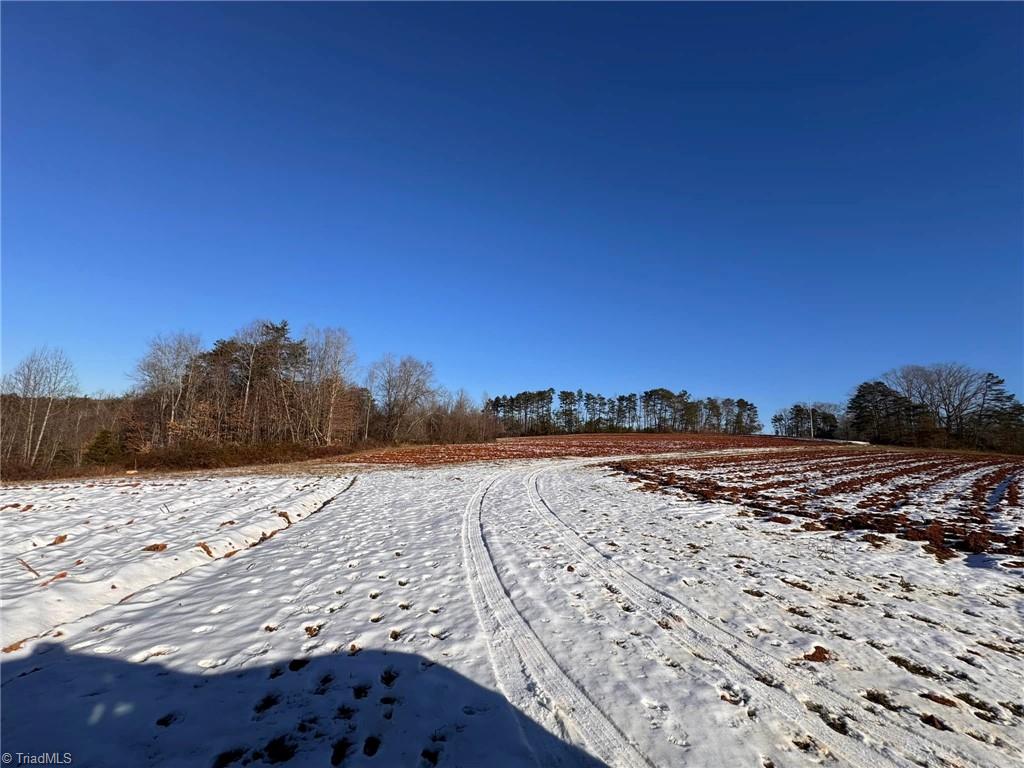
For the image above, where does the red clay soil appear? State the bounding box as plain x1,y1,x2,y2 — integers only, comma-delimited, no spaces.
610,451,1024,560
335,433,813,467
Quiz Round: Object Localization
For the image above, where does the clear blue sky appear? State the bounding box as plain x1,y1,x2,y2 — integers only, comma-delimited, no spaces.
3,2,1022,421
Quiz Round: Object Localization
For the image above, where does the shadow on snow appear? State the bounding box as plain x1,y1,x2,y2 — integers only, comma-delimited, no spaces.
2,643,605,768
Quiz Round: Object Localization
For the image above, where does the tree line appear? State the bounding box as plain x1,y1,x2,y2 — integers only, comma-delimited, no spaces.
1,320,497,478
770,403,844,440
771,363,1024,453
485,389,762,436
5,340,1021,480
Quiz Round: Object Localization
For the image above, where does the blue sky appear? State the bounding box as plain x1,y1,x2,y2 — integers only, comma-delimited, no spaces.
3,2,1021,421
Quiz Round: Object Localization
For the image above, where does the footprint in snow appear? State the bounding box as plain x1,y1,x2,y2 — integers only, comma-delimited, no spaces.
241,642,272,660
353,683,371,699
314,674,334,695
155,712,179,728
362,735,381,756
253,693,280,714
129,645,177,663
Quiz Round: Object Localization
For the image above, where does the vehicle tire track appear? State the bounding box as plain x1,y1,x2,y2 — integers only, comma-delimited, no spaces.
461,469,652,768
575,466,1024,708
525,462,1005,768
580,456,1024,710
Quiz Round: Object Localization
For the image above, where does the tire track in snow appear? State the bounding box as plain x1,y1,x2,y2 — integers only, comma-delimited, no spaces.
587,463,1024,709
590,457,1024,713
461,469,652,768
525,462,1006,768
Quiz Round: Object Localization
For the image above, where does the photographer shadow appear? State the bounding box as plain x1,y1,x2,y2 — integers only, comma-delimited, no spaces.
1,643,606,768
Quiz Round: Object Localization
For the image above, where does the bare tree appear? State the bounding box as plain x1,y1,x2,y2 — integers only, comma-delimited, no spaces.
369,354,435,442
4,348,78,466
883,365,935,409
362,367,375,442
299,326,356,445
133,332,201,447
931,363,984,437
884,363,984,437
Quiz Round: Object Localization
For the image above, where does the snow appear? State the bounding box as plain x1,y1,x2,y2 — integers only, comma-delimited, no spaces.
1,449,1021,767
1,475,353,646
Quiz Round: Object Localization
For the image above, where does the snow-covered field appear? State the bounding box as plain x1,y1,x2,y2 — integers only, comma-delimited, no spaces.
2,447,1022,767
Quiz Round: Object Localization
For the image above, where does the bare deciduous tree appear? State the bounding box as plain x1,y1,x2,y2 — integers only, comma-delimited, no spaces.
133,332,201,447
3,347,78,466
884,363,985,437
369,354,436,442
299,326,356,445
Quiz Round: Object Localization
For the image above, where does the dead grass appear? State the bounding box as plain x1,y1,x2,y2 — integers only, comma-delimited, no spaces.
803,646,833,663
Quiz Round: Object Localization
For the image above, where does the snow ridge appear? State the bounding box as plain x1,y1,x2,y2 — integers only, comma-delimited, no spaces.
2,476,355,649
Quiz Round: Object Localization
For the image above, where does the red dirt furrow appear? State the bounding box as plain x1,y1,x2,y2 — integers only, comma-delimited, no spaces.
610,451,1024,562
336,433,812,466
